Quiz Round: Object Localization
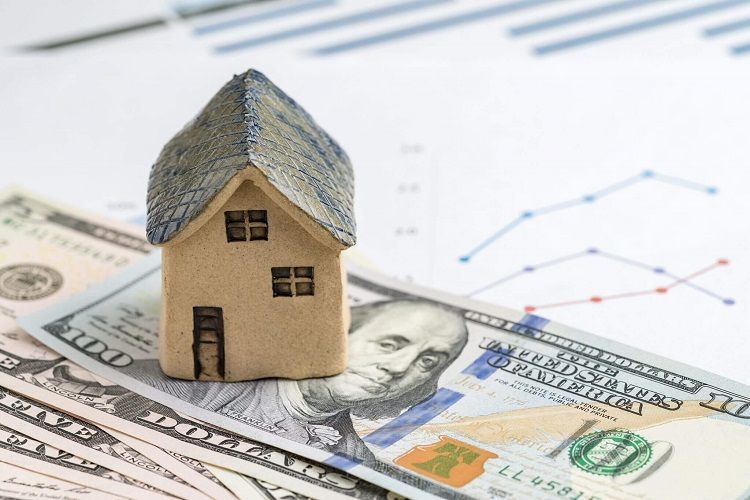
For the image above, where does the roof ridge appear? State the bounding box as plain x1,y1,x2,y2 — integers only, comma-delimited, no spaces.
145,69,356,248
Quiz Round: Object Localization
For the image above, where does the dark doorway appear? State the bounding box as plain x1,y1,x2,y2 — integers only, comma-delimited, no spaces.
192,306,225,379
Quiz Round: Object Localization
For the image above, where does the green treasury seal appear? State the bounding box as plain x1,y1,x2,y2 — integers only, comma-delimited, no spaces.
569,429,652,476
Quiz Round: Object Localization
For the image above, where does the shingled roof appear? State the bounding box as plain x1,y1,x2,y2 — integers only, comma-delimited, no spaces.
145,69,356,247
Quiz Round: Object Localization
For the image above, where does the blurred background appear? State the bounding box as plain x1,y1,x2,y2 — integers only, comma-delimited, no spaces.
1,0,748,381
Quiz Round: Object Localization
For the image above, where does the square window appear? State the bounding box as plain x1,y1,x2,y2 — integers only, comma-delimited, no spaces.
294,267,314,279
295,281,314,296
224,210,268,243
271,266,315,297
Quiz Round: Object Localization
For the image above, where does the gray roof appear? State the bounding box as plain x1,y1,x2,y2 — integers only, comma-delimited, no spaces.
146,69,356,247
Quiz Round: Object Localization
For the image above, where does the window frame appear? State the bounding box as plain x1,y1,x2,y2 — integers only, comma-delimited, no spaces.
224,210,268,243
272,266,315,297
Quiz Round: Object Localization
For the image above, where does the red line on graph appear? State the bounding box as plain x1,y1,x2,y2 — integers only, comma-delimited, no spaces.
665,259,728,290
524,259,729,313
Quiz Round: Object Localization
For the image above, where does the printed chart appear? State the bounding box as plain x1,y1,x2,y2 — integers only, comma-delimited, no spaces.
458,170,718,263
453,171,734,314
2,1,750,381
467,248,734,312
12,0,750,59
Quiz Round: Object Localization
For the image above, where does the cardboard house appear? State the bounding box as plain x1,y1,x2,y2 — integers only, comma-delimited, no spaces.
145,69,356,382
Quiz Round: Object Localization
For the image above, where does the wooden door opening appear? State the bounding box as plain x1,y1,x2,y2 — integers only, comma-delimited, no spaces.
192,306,225,379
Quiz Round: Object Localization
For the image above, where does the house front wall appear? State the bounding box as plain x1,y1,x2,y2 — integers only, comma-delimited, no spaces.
159,180,347,381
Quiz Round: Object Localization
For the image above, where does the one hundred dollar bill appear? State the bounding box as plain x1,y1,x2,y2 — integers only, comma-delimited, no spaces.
127,436,237,500
18,252,750,500
0,186,390,500
104,425,236,500
205,462,404,500
0,385,211,499
0,459,122,500
0,423,172,499
205,463,312,500
0,347,389,500
0,186,150,322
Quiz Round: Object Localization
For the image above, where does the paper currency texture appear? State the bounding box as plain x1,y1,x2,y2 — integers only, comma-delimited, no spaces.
0,423,172,499
0,379,211,499
18,252,750,500
0,186,389,500
0,460,121,500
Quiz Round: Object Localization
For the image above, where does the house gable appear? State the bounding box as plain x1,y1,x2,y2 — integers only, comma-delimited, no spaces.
156,167,348,252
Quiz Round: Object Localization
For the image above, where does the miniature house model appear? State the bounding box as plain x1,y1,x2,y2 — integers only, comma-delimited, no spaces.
146,69,356,382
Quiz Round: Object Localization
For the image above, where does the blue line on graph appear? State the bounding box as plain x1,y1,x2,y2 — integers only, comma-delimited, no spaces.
588,172,645,197
678,277,731,302
458,170,717,263
194,0,336,35
214,0,451,53
732,41,750,53
466,247,735,306
595,250,732,303
644,171,718,193
467,249,590,295
312,0,569,55
595,249,654,271
534,0,750,56
704,16,750,36
509,0,672,36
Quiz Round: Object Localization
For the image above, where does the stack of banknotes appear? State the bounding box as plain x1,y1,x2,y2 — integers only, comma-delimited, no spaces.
1,186,749,500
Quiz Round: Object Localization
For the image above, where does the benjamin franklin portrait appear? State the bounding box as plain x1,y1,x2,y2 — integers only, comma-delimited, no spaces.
124,299,469,465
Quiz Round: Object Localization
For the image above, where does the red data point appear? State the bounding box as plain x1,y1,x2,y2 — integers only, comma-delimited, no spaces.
717,259,729,265
524,306,536,312
590,296,602,303
655,287,668,294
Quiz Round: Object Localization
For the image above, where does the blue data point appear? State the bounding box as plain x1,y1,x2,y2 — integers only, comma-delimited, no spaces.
706,186,718,195
642,170,655,178
587,247,599,254
582,194,596,203
653,267,665,274
521,211,534,219
723,298,735,305
459,256,470,263
523,266,535,272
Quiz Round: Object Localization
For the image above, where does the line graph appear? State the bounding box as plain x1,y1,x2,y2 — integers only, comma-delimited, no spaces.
458,170,717,263
466,247,735,311
211,0,451,53
19,0,750,60
533,0,750,56
304,0,750,58
509,0,674,37
702,15,750,55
